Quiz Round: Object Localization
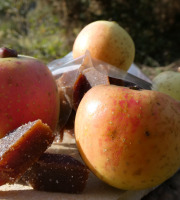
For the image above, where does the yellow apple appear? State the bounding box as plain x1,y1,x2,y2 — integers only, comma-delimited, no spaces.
73,20,135,71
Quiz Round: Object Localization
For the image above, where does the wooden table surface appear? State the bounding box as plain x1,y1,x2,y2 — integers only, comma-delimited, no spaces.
0,136,153,200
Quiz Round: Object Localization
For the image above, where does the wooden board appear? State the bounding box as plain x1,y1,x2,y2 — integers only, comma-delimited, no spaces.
0,134,154,200
0,180,152,200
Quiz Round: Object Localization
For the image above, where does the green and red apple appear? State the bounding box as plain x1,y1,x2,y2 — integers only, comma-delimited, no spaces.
0,47,59,138
75,85,180,190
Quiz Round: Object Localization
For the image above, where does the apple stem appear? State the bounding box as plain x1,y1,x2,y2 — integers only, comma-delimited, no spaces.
0,47,18,58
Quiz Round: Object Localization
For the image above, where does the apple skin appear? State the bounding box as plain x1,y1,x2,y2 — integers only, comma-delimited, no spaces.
73,20,135,71
75,85,180,190
0,56,59,138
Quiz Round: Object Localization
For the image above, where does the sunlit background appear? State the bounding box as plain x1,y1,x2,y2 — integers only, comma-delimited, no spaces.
0,0,180,78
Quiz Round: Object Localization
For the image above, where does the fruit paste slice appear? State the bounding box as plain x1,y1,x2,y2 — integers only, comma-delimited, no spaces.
22,153,89,193
0,120,54,186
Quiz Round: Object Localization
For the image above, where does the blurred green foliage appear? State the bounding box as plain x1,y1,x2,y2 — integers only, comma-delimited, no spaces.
0,0,69,62
0,0,180,66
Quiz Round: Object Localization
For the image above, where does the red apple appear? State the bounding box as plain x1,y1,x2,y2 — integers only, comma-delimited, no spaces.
0,47,59,138
75,85,180,190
